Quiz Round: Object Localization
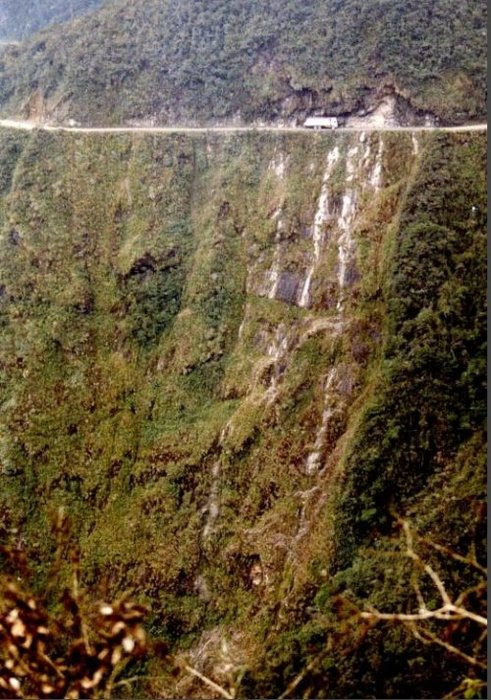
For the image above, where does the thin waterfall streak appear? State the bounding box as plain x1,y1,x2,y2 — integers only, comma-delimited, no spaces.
299,146,340,308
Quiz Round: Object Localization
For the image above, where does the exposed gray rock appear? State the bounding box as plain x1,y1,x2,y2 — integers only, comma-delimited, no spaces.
274,271,301,304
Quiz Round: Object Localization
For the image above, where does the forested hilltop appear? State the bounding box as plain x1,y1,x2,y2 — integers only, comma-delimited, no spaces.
0,0,108,41
0,0,486,126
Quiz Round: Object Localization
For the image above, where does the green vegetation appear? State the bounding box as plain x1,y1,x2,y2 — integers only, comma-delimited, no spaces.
0,0,486,125
298,135,487,699
0,129,486,698
334,134,487,565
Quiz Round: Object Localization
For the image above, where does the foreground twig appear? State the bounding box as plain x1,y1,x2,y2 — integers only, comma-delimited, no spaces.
358,518,487,671
183,663,235,699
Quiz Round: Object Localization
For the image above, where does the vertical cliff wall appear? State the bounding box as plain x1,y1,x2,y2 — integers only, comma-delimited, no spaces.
0,129,486,697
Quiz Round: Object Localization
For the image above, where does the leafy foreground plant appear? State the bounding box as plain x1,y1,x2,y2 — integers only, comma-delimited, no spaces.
0,511,238,700
0,507,152,699
0,578,148,699
0,513,486,700
0,574,242,700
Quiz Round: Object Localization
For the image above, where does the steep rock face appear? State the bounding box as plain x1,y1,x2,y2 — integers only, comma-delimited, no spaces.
0,129,486,697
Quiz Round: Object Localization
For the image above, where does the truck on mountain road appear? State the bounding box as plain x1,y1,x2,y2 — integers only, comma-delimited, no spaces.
304,116,339,129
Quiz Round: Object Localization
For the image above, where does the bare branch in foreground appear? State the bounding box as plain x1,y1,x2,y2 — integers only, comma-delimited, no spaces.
358,518,487,672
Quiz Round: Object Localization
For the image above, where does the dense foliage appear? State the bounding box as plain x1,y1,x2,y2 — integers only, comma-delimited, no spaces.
306,135,487,699
0,0,486,125
335,134,487,564
0,129,486,698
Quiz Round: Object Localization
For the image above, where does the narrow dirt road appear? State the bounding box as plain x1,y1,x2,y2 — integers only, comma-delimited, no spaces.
0,118,487,134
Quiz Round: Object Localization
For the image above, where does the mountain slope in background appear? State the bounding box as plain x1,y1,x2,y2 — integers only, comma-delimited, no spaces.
0,128,486,697
0,0,486,125
0,0,108,41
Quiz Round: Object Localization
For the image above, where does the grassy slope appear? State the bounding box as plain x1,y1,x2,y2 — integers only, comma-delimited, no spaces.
0,130,486,698
0,0,486,125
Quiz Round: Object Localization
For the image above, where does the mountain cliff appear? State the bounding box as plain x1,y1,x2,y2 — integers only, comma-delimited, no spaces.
0,127,486,697
0,0,486,125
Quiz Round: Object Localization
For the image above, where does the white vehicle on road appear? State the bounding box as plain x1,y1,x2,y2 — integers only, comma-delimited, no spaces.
304,117,339,130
